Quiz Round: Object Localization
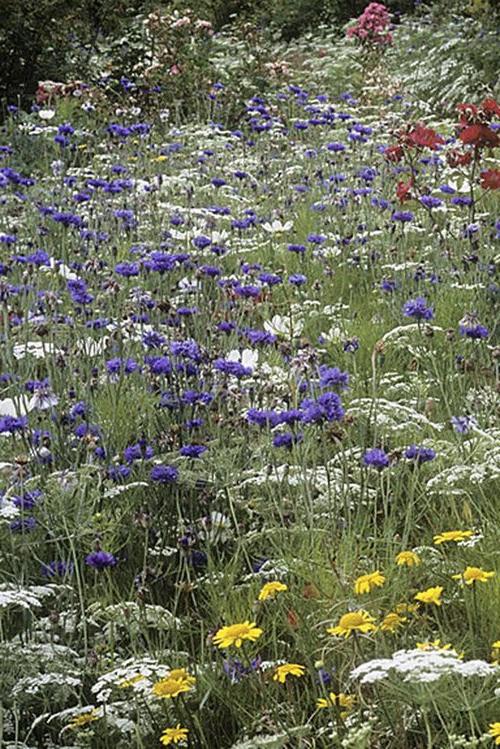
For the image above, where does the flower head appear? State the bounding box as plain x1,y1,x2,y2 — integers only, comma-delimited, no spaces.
354,570,386,595
273,663,305,683
489,723,500,745
434,530,474,545
160,725,189,746
396,550,421,567
414,586,443,606
316,691,355,717
452,566,495,585
258,581,288,601
213,621,263,649
69,709,100,729
151,669,196,699
327,610,376,638
380,611,407,632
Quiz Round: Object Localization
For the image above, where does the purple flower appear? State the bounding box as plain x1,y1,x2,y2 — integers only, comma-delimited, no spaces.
403,297,434,321
180,444,207,459
363,448,390,469
150,465,179,483
85,550,117,569
272,432,303,448
451,415,477,434
404,445,436,463
318,366,349,391
391,211,414,222
419,195,443,209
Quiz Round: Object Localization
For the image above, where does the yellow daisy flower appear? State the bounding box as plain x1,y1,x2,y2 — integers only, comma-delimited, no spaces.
433,530,474,545
213,621,263,649
452,566,495,585
160,725,189,746
151,669,196,700
258,581,288,601
489,723,500,745
69,709,100,729
273,663,305,683
327,610,377,638
380,611,407,632
119,673,146,689
395,550,421,566
316,691,355,717
354,570,386,595
414,586,443,606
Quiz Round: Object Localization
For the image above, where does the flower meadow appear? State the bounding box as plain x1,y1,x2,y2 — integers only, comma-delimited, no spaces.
0,4,500,747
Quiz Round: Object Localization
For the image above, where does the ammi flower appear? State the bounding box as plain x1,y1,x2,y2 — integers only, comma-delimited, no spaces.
273,663,305,683
354,570,386,595
213,621,263,649
327,610,376,638
414,586,444,606
258,581,288,601
160,725,189,746
452,566,495,585
434,530,474,545
396,550,421,567
151,669,196,699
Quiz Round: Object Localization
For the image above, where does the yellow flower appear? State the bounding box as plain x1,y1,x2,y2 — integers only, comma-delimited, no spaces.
154,155,168,162
491,641,500,664
433,530,474,545
489,723,500,745
395,602,419,615
119,673,146,689
69,709,100,729
273,663,305,683
327,610,376,638
414,586,443,606
316,691,355,717
354,570,386,595
416,639,453,652
396,550,421,567
151,669,196,700
380,611,407,633
160,725,189,746
213,621,263,649
452,566,495,585
258,581,288,601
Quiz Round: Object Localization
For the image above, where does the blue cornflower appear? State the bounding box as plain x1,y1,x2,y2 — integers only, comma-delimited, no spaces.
85,550,117,569
363,448,390,469
403,297,434,321
150,465,179,483
404,445,436,463
180,444,207,458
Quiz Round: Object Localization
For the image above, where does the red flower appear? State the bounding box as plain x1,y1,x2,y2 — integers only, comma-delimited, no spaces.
459,124,499,148
447,149,472,167
384,144,404,162
457,103,479,125
408,124,444,150
481,98,500,120
396,177,414,203
480,168,500,190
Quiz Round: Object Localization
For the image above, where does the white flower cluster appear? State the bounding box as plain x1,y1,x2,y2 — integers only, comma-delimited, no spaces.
350,648,497,685
0,584,70,612
91,656,181,703
12,672,82,698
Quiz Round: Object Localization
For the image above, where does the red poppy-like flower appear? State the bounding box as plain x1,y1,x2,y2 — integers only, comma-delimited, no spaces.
447,149,473,168
457,102,479,126
408,124,445,150
396,177,414,203
384,144,404,162
480,168,500,190
459,124,499,148
481,98,500,119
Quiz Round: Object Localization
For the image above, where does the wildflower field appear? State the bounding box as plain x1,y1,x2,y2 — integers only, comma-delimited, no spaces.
0,2,499,747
